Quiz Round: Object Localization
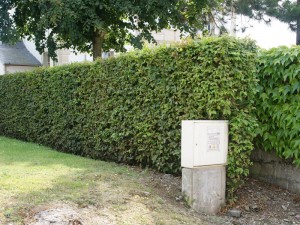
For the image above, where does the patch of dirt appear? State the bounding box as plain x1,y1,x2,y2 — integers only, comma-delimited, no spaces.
138,171,183,204
221,178,300,225
24,203,115,225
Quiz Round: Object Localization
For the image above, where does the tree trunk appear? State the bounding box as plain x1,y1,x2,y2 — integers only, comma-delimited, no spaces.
297,0,300,45
230,5,237,36
92,31,105,61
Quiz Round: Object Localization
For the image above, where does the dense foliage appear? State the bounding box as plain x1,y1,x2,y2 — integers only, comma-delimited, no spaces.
255,46,300,164
0,36,258,199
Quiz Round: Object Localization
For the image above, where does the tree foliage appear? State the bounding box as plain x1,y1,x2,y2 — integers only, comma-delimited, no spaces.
0,0,214,60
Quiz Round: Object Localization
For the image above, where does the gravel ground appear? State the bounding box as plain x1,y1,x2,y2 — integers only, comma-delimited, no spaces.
220,178,300,225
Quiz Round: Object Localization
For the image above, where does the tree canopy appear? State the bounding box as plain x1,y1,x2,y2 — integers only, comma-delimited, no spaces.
0,0,217,60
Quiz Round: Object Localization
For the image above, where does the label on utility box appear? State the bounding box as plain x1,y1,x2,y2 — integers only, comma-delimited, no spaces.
207,127,220,151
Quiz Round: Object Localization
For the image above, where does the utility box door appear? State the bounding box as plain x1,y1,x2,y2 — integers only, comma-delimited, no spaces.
181,120,228,167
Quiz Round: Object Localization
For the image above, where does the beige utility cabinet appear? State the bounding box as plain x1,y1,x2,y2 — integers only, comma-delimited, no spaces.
181,120,228,168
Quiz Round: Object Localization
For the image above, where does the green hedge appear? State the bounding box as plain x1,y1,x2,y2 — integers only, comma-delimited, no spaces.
0,36,258,199
256,46,300,164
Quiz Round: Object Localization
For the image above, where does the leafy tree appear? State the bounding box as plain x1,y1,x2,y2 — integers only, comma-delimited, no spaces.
0,1,19,43
0,0,216,60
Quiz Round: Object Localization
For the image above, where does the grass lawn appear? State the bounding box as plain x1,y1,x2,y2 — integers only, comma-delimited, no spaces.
0,136,223,225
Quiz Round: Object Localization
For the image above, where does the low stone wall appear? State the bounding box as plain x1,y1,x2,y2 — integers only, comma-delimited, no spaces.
250,149,300,194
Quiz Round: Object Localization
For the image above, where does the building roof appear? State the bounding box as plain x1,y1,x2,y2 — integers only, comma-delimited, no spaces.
0,41,41,66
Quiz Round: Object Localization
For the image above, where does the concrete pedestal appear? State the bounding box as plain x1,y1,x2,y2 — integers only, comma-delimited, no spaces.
182,166,226,214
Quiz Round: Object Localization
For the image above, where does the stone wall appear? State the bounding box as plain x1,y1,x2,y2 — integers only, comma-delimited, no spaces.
250,149,300,194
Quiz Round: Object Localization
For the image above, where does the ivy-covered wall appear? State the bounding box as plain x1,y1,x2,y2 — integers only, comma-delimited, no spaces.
0,36,258,199
255,46,300,164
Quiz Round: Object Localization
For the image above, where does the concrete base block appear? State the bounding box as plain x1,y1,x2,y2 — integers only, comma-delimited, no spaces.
182,166,226,214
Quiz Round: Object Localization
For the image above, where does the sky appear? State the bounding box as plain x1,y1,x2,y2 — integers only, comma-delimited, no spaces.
235,16,296,49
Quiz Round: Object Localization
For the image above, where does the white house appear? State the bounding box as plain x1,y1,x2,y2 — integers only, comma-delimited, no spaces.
0,41,41,75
